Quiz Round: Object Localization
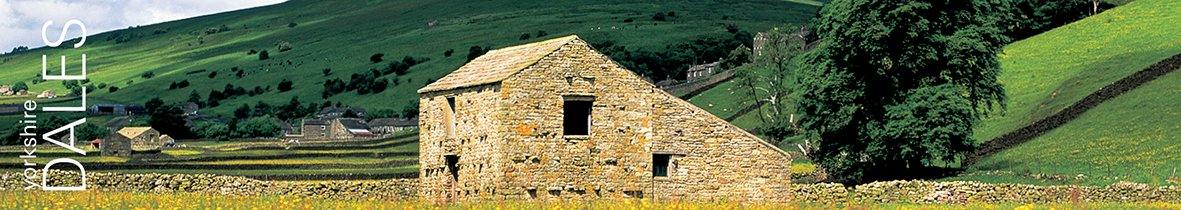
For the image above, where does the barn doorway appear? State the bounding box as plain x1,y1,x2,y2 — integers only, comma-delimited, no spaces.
445,155,460,181
445,154,460,201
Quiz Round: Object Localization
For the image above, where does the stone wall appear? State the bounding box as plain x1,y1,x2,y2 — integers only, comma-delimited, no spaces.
790,180,1181,204
418,85,507,202
1,170,416,200
6,170,1179,204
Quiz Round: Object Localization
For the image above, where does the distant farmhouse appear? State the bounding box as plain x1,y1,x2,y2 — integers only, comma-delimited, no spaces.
300,119,329,139
417,35,791,202
329,118,376,139
101,127,173,156
684,61,720,81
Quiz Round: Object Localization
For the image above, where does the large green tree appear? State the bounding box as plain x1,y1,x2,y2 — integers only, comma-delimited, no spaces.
796,0,1008,183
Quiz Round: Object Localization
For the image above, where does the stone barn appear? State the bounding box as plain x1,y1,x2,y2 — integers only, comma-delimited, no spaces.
416,35,792,202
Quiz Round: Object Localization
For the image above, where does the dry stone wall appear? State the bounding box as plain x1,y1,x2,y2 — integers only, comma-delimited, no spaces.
0,170,416,200
3,170,1179,204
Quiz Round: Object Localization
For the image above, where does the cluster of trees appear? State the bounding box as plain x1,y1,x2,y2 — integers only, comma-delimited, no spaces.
191,84,270,107
794,0,1010,184
148,96,322,140
729,26,805,144
191,116,282,140
1000,0,1114,40
322,56,426,98
595,26,750,81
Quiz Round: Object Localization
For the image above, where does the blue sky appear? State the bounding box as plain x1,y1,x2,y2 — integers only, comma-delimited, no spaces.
0,0,284,53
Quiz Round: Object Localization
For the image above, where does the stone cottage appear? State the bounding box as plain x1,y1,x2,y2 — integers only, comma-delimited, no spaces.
300,119,329,139
416,35,792,202
329,118,376,139
116,127,168,151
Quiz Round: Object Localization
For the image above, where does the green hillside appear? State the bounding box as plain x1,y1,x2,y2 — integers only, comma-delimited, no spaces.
949,0,1181,185
0,0,817,117
972,0,1181,142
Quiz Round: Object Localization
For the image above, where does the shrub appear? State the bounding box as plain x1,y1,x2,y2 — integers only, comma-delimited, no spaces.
667,11,676,17
11,82,28,93
623,18,634,23
234,104,252,119
276,41,293,52
466,45,488,61
443,49,454,57
277,79,293,92
258,50,269,60
370,53,384,63
519,33,531,40
208,71,218,79
247,49,258,55
192,121,230,140
536,30,548,37
141,72,155,79
107,86,119,93
652,12,667,21
288,22,298,28
322,68,332,76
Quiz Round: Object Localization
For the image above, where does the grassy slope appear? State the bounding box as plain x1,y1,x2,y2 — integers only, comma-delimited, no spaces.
972,0,1181,142
0,0,817,118
948,0,1181,186
953,69,1181,186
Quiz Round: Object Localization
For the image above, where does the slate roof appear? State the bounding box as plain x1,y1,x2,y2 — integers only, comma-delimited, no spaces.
303,119,328,126
418,35,581,93
337,118,371,130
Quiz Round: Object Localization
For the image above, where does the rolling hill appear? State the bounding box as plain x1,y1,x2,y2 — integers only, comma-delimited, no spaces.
0,0,818,117
948,0,1181,185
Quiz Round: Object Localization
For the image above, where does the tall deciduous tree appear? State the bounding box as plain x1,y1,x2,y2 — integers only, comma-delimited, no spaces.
796,0,1008,183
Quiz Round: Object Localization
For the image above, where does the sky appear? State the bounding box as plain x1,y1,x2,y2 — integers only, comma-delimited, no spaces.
0,0,285,53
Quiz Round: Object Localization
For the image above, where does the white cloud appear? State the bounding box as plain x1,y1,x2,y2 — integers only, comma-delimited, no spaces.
0,0,284,52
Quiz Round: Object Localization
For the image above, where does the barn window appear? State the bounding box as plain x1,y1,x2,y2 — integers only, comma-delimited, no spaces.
652,154,670,177
446,97,457,137
563,97,593,136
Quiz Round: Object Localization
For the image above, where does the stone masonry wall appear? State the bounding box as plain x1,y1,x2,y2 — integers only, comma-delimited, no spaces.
497,38,792,202
418,85,506,202
0,170,416,200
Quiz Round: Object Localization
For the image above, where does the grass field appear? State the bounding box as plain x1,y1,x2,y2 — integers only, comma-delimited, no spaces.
971,0,1181,142
2,190,1178,209
0,133,421,180
950,65,1181,186
944,0,1181,186
0,0,818,118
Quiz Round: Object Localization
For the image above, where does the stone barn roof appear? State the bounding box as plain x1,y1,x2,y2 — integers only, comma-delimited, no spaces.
116,127,154,139
418,35,580,93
